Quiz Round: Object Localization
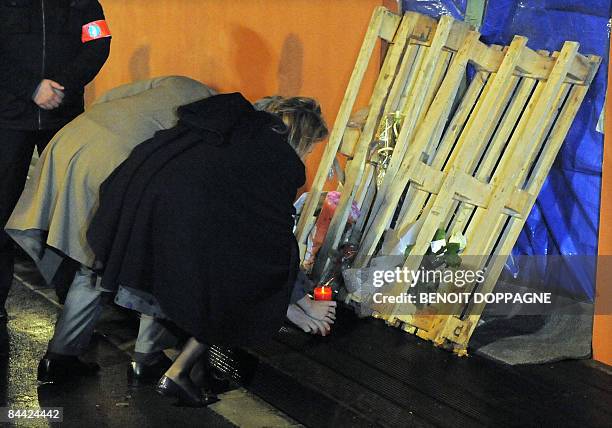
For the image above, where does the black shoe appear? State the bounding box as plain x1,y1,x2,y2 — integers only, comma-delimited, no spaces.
156,375,219,407
127,354,173,386
37,355,100,383
156,375,204,407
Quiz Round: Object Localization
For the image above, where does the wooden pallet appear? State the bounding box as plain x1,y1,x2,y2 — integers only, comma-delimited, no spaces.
300,7,600,355
413,51,601,354
356,38,600,354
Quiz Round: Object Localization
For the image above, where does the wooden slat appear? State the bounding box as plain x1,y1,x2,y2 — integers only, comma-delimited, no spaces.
409,12,437,45
515,45,591,82
416,50,453,125
354,163,375,209
338,127,361,158
473,41,589,83
379,8,402,42
384,44,420,113
504,188,536,217
472,41,504,72
444,19,472,52
567,52,593,82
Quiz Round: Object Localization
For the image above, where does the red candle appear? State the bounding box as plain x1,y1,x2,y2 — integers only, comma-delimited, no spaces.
314,286,333,301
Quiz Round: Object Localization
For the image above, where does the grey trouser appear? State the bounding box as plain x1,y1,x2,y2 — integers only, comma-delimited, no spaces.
48,266,105,355
134,314,179,357
48,265,177,357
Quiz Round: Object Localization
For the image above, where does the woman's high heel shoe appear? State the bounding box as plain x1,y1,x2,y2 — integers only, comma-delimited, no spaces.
155,375,204,407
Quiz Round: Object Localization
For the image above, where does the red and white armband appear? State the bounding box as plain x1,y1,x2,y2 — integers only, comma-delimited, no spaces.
81,20,111,43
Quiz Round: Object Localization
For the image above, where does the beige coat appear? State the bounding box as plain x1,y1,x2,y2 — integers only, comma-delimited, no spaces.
6,76,216,283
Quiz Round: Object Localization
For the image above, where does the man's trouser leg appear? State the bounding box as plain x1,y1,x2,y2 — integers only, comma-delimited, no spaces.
47,265,105,356
0,129,55,311
133,314,179,364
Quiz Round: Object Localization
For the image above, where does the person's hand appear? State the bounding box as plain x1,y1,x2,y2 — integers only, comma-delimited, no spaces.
296,295,336,324
32,79,65,110
287,304,332,336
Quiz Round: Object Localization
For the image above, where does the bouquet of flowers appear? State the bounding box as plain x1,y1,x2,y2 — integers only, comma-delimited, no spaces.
302,191,360,272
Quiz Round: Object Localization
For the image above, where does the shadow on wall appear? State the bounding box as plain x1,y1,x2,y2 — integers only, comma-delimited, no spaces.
85,44,151,105
129,45,151,81
232,26,273,98
277,33,303,96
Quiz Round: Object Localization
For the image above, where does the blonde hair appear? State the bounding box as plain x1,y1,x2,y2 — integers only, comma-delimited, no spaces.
254,96,328,159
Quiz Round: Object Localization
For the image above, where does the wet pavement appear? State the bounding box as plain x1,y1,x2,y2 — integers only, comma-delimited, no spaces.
0,259,300,428
0,280,235,427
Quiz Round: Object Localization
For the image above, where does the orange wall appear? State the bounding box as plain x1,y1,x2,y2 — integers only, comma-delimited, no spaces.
88,0,385,189
594,37,612,366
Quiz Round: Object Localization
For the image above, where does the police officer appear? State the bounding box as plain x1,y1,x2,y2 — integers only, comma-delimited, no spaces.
0,0,111,323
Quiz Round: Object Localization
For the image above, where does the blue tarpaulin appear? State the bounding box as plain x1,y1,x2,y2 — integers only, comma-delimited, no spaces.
403,1,610,300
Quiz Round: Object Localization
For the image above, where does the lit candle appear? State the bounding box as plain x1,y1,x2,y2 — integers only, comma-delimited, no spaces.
314,286,333,301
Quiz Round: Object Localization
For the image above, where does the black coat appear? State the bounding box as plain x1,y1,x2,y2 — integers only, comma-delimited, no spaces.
87,93,305,346
0,0,110,130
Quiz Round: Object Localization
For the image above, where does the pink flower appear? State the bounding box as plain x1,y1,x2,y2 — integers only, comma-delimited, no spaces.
324,191,360,223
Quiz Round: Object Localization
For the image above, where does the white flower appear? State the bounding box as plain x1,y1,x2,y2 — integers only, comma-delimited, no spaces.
449,232,467,250
430,238,446,253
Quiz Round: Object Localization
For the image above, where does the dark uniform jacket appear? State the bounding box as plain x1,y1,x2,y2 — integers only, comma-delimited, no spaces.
0,0,110,130
87,93,305,346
